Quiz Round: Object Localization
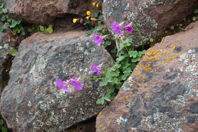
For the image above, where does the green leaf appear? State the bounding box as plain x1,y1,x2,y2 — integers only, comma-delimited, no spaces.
131,57,140,62
128,50,138,58
116,55,126,62
45,25,53,34
2,8,7,14
39,25,45,32
2,127,8,132
99,81,108,87
0,24,9,32
10,19,21,28
104,41,111,46
0,3,4,9
10,49,17,56
96,98,105,105
0,15,6,22
0,119,4,126
194,9,198,14
103,95,112,101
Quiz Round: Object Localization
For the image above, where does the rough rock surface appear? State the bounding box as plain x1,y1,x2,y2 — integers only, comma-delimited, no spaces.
103,0,198,45
3,0,92,24
96,22,198,132
0,32,13,94
0,31,114,132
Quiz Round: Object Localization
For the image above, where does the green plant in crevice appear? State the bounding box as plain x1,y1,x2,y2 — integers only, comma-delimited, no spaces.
0,119,8,132
0,0,25,35
10,49,17,56
94,22,146,104
27,25,53,34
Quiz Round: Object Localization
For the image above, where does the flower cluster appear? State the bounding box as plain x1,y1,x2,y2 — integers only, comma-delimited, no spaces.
93,22,133,46
55,78,83,94
111,22,133,35
55,22,132,94
55,64,101,94
72,1,101,24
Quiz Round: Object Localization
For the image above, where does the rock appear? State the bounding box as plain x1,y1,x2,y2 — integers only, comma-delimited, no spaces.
103,0,198,45
65,117,96,132
96,22,198,132
0,32,13,94
0,31,114,132
3,0,92,24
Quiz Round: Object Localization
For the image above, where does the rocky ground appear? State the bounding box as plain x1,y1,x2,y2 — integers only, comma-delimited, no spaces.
0,0,198,132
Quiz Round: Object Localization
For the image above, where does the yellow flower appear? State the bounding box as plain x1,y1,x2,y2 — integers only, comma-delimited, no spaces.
72,18,78,23
86,16,90,20
92,2,96,6
96,3,100,8
90,18,97,21
86,11,91,16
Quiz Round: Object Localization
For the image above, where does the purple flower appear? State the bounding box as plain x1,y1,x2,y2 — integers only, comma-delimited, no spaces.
69,77,83,91
125,24,133,33
55,78,71,94
93,34,103,47
91,64,101,75
111,22,122,34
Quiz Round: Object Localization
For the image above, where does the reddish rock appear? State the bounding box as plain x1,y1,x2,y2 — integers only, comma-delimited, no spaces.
103,0,198,45
3,0,93,24
96,22,198,132
0,31,114,132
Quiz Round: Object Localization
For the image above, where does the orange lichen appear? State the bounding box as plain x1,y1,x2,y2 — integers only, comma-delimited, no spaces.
144,95,153,98
125,96,129,99
138,88,149,92
143,64,153,72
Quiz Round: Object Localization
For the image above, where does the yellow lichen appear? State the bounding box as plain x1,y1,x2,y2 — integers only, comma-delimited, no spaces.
102,127,107,131
172,46,176,50
98,112,103,117
107,121,111,125
97,124,102,129
134,70,142,75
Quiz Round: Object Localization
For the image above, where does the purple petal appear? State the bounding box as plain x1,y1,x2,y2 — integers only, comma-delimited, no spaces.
111,22,122,34
69,77,83,91
125,24,133,32
91,64,101,75
55,78,71,94
55,78,64,89
93,34,103,47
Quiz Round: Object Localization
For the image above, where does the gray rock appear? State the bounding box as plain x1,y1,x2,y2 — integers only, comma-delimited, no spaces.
103,0,198,45
0,32,13,94
0,31,114,132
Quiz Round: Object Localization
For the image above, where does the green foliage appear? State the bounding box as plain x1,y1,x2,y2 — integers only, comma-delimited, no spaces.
0,119,8,132
28,25,53,34
97,36,145,104
10,49,17,56
0,0,25,35
194,9,198,14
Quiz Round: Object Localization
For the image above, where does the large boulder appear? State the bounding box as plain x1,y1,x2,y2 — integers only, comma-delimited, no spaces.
96,22,198,132
103,0,198,45
3,0,92,24
0,31,114,132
